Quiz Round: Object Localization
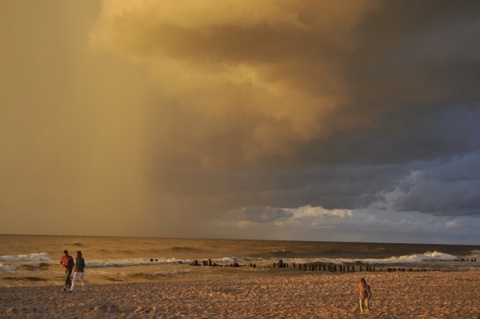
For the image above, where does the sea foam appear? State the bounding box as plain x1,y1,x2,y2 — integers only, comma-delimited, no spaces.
361,251,457,264
0,252,50,263
0,253,51,272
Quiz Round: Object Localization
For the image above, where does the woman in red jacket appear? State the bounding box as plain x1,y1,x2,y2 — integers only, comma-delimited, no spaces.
59,250,74,292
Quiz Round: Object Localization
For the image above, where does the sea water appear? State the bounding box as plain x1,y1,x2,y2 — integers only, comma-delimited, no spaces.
0,234,479,287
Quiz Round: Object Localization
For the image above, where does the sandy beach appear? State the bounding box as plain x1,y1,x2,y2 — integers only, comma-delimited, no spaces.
1,270,479,319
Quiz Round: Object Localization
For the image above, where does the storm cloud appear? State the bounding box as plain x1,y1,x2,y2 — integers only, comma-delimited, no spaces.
1,1,479,243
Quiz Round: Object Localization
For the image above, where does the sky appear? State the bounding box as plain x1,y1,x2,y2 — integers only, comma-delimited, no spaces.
1,1,479,245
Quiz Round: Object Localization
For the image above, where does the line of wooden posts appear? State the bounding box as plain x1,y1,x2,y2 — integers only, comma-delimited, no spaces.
188,258,430,272
274,259,429,272
187,257,476,272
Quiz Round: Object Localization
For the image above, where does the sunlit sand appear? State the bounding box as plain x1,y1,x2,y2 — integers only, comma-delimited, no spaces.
1,270,479,318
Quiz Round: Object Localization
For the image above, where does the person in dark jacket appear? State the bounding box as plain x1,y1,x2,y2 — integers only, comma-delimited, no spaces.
70,250,86,291
60,250,74,292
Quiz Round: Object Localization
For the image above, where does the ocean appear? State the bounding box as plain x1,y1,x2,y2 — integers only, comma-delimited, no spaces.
1,234,479,287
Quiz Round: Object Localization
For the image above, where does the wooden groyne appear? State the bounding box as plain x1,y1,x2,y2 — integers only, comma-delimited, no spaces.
189,259,244,268
273,259,440,272
163,257,477,272
185,259,432,272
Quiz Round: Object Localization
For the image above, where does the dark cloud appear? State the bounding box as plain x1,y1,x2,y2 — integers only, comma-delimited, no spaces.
393,153,480,216
1,1,479,241
111,1,480,221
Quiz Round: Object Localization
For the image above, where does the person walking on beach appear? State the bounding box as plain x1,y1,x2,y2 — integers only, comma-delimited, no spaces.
70,250,86,292
60,250,74,292
359,277,372,314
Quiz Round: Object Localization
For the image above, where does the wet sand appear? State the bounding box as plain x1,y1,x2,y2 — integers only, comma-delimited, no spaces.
1,270,479,318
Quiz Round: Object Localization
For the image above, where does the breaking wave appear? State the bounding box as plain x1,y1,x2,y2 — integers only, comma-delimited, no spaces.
0,253,50,272
0,252,50,263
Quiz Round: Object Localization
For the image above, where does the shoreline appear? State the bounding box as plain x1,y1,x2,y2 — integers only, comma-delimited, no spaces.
2,259,478,289
1,270,479,318
1,258,479,289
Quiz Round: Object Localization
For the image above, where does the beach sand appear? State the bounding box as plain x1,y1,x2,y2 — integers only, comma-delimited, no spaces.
1,270,479,318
